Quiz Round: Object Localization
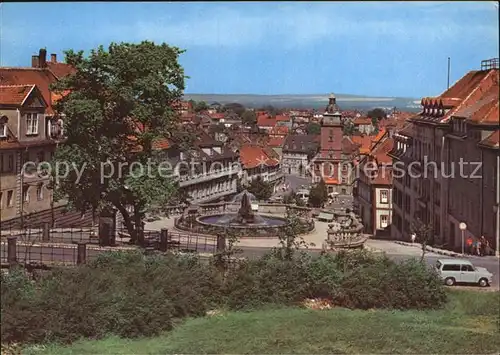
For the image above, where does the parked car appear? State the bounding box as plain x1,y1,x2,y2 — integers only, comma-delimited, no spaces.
435,259,493,287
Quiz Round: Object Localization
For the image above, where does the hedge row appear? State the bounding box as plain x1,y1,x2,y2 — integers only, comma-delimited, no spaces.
1,249,447,344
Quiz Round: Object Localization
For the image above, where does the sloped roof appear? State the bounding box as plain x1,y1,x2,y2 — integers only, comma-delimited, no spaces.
283,134,319,153
478,130,500,149
257,114,276,127
0,68,59,114
47,61,76,79
239,145,279,169
275,114,289,122
353,116,372,125
0,85,35,106
270,125,289,135
268,136,286,147
416,69,498,124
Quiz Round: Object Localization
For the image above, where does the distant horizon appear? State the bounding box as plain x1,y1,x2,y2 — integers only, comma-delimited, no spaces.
183,92,418,99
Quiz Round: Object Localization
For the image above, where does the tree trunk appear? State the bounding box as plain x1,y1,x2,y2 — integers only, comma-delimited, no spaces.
133,206,145,246
114,203,137,244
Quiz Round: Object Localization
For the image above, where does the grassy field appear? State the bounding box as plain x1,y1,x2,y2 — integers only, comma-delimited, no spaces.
23,290,500,354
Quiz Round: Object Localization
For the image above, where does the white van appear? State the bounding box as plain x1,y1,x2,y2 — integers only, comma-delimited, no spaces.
296,189,309,203
435,259,493,287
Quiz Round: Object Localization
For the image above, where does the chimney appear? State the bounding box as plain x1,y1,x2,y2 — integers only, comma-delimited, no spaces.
31,55,39,68
50,53,57,63
39,48,47,68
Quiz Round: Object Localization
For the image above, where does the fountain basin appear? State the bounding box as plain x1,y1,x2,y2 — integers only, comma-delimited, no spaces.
198,213,287,229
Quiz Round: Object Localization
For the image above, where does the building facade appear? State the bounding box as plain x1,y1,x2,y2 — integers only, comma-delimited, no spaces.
389,60,499,254
0,48,71,222
281,134,319,176
355,132,394,237
239,145,283,194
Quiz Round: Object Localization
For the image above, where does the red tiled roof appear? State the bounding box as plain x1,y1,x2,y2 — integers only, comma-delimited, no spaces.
209,113,225,120
0,68,58,114
257,114,276,127
455,84,499,125
268,136,286,147
353,117,372,125
275,114,289,122
269,125,289,136
152,137,172,150
372,128,386,143
351,135,372,154
417,69,498,124
440,70,490,99
371,136,394,165
47,62,76,79
0,85,35,105
239,145,279,169
479,130,500,149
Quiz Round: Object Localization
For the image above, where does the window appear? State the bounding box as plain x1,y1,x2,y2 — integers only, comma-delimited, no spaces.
0,117,7,137
36,183,43,201
26,113,39,135
461,264,474,272
380,214,389,228
22,185,29,203
380,190,389,204
442,264,461,271
7,190,14,207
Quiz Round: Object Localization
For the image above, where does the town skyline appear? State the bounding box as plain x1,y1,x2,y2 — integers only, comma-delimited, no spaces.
1,1,498,98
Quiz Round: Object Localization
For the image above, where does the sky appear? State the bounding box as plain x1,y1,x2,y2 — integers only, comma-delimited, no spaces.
1,1,498,98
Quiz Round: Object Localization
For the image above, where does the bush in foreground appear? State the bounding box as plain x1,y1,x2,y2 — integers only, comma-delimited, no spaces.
1,249,447,345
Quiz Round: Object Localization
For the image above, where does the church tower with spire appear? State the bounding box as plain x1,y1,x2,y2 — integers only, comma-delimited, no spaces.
312,92,358,195
320,93,343,156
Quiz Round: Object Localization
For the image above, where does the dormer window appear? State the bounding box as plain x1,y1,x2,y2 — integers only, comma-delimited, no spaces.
0,116,7,138
26,113,39,135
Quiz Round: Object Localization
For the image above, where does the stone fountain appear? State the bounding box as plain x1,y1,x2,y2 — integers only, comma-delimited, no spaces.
175,190,313,237
324,210,367,249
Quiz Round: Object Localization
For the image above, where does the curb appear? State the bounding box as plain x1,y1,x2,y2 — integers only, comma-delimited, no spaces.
394,241,461,257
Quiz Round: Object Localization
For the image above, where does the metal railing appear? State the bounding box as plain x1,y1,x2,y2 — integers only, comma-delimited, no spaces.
481,58,499,71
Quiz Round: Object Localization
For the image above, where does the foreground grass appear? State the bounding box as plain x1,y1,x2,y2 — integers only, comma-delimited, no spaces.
24,290,500,354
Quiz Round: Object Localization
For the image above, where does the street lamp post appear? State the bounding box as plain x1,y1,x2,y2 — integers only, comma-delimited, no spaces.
494,203,499,258
459,222,467,256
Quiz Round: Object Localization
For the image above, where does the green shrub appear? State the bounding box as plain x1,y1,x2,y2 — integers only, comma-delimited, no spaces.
305,253,343,299
336,258,447,310
221,254,310,309
1,252,219,345
1,249,449,346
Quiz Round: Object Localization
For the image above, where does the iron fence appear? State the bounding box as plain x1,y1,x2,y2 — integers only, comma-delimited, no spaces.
0,228,219,268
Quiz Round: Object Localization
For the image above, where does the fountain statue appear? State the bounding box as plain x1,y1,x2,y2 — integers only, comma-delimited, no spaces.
236,191,255,224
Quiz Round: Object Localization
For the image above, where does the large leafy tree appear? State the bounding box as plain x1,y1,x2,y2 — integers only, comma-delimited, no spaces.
51,41,187,245
241,110,257,126
306,122,321,135
247,176,273,201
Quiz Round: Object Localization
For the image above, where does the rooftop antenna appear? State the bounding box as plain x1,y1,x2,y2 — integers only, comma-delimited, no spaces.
447,57,451,90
